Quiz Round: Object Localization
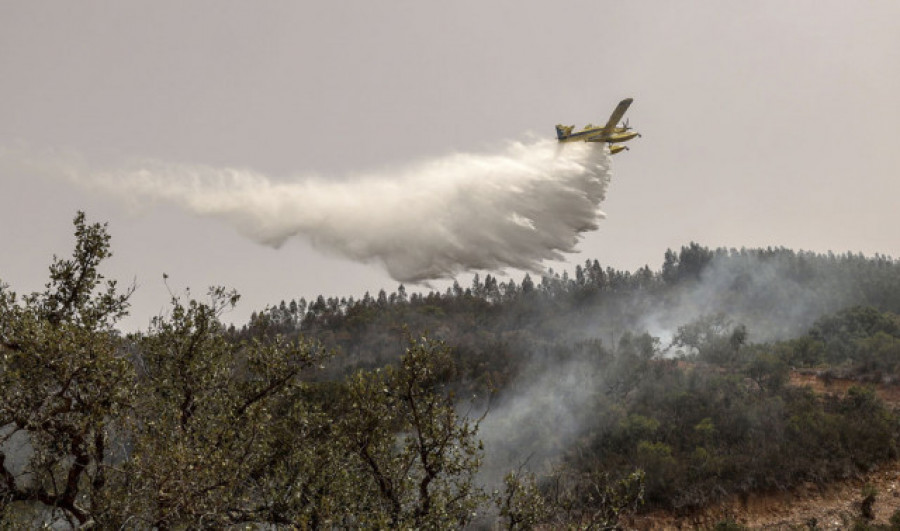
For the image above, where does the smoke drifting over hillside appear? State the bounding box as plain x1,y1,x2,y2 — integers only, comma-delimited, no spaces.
15,140,612,283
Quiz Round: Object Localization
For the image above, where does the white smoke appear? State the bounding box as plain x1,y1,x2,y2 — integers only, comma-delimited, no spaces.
6,140,612,283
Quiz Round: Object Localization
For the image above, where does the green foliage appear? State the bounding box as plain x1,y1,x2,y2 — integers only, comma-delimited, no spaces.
0,212,134,527
7,219,900,525
662,242,715,284
856,332,900,377
38,211,133,329
237,244,900,520
811,306,900,366
672,314,746,365
0,213,490,528
769,305,900,386
535,468,645,529
494,469,551,529
112,287,334,527
562,334,900,512
745,350,789,392
776,335,826,367
335,334,487,528
620,414,660,443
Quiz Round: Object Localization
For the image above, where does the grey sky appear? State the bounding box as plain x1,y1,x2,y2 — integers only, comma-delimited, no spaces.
2,1,899,330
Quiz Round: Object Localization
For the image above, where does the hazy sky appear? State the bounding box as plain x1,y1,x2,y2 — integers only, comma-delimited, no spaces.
2,2,899,330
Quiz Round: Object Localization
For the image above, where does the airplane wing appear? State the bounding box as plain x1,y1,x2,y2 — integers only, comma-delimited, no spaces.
601,98,633,132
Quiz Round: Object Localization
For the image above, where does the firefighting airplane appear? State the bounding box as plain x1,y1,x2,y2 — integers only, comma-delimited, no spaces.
555,98,640,154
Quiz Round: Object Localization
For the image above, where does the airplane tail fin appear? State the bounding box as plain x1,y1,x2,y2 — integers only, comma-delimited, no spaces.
555,125,567,140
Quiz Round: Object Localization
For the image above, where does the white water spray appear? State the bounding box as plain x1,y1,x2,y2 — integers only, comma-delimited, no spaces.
6,140,612,282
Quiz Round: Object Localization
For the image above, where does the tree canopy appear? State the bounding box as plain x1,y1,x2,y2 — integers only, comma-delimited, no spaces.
4,215,900,528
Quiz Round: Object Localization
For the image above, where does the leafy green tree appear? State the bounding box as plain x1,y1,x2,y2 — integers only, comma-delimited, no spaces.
746,351,789,392
541,469,645,529
337,334,487,528
1,214,490,528
810,306,900,364
776,335,825,368
672,314,746,365
661,242,714,284
0,212,133,527
113,287,330,528
856,331,900,377
494,468,551,529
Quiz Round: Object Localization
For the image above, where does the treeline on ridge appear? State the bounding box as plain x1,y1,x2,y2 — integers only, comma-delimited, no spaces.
244,241,900,389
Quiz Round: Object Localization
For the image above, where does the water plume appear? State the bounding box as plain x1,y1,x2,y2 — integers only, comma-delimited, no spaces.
8,140,613,282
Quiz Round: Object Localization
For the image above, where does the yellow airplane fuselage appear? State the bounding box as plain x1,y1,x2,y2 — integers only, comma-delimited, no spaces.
557,127,639,144
555,98,639,154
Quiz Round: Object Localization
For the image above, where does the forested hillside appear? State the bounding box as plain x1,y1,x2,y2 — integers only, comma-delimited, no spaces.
246,241,900,372
244,238,900,521
3,214,900,528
